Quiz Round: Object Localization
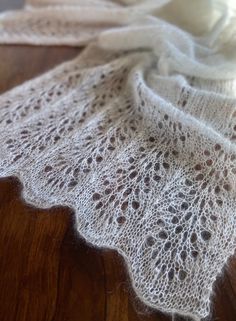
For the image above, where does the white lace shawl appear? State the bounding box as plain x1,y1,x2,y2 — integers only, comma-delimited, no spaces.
0,1,236,320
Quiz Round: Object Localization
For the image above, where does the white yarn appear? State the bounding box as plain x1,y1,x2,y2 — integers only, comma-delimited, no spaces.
0,1,236,320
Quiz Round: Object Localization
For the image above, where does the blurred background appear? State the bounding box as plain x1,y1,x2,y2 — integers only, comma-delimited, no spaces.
0,0,24,11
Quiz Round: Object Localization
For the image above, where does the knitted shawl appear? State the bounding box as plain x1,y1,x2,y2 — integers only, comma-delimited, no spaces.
0,1,236,319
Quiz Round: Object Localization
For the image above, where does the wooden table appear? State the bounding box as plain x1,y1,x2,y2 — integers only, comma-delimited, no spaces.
0,4,236,321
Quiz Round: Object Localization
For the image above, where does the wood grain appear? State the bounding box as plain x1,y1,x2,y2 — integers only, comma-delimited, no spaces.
0,36,236,321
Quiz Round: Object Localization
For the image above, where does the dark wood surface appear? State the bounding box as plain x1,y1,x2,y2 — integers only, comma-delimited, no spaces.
0,3,236,321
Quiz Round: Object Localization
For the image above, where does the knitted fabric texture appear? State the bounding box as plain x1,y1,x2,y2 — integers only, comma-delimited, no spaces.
0,1,236,320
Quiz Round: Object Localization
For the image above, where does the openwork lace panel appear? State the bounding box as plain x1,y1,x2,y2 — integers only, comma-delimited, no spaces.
0,1,236,320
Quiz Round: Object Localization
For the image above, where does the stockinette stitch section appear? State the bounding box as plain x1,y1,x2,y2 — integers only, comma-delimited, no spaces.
0,0,236,320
